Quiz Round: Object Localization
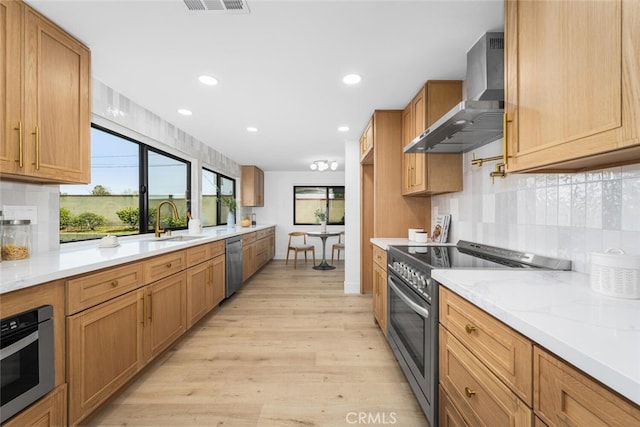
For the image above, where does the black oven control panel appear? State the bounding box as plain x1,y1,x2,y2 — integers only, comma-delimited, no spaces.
1,305,52,336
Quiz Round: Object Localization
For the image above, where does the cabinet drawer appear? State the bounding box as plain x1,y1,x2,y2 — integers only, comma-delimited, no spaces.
440,287,533,405
534,346,640,426
372,245,386,268
439,385,469,427
256,237,269,255
439,327,532,427
67,262,144,314
143,251,186,283
186,244,211,267
256,228,272,240
242,232,256,245
210,239,225,258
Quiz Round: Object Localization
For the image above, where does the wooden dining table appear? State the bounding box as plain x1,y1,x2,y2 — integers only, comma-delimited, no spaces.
306,231,342,270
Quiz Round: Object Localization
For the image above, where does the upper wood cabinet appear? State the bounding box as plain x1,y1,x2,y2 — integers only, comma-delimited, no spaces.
504,0,640,172
1,0,91,184
359,118,374,164
401,81,463,196
241,165,264,207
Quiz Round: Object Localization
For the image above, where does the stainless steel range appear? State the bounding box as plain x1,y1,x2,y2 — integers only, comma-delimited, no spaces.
386,240,571,426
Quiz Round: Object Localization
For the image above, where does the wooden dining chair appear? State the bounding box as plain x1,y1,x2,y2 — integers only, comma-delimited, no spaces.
331,231,345,262
286,232,316,268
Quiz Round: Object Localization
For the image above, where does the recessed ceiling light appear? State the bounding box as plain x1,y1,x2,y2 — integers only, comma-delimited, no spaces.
343,74,362,85
338,126,349,132
178,109,192,116
247,127,258,132
199,75,218,86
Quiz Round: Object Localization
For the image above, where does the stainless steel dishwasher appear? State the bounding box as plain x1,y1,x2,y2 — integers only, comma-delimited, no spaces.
225,236,243,298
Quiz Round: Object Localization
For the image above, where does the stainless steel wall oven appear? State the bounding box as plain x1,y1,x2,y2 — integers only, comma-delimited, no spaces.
0,305,55,423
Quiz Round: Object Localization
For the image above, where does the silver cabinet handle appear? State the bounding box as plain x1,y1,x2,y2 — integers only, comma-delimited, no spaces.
389,278,430,319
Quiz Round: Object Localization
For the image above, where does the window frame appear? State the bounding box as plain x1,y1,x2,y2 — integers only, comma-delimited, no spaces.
59,124,192,243
293,185,345,226
201,166,237,227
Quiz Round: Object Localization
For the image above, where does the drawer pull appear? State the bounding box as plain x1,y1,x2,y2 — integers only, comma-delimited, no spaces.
465,324,477,334
464,387,476,398
110,280,118,287
165,262,172,268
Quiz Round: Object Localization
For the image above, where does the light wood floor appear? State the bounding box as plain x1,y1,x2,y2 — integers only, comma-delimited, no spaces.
86,260,428,426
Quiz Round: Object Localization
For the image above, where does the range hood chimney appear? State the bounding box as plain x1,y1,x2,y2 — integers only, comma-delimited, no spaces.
404,32,504,154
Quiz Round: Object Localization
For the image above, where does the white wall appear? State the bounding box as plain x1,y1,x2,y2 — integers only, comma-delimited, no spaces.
343,140,361,293
431,139,640,273
252,170,345,261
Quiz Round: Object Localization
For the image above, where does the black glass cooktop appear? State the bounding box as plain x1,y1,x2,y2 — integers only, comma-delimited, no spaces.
388,240,572,271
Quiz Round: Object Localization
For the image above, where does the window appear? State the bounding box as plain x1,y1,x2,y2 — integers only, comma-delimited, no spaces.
201,168,237,227
293,186,345,225
60,125,191,242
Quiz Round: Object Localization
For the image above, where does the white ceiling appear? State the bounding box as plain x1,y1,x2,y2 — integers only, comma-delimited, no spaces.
27,0,504,172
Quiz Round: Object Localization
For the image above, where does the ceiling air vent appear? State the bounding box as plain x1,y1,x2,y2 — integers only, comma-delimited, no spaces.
183,0,250,14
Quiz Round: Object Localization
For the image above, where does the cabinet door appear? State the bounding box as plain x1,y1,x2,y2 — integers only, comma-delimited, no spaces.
210,254,226,308
0,0,24,177
410,90,426,190
143,272,187,362
372,261,387,335
534,346,640,426
241,242,252,281
401,103,414,194
505,0,640,172
67,290,144,424
23,6,90,183
186,261,211,328
241,165,264,207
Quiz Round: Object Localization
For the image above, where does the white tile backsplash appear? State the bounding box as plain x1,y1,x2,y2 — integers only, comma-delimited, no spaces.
431,139,640,273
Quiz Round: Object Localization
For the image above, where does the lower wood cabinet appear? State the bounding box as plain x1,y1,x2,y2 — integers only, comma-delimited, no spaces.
242,227,275,282
372,245,387,335
67,289,144,424
3,384,67,427
67,271,187,425
534,346,640,426
439,327,532,426
143,272,187,362
186,253,225,328
439,287,640,426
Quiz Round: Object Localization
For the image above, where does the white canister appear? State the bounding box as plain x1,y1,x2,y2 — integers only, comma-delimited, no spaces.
188,218,202,235
408,228,424,241
414,232,428,243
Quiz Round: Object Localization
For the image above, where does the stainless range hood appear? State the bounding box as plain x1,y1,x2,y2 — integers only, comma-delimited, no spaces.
404,32,504,154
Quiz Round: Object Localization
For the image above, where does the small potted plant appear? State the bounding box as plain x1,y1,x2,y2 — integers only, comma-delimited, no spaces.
221,197,237,228
314,208,327,232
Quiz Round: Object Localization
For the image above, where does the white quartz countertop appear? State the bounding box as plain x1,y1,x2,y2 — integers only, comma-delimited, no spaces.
0,225,275,295
432,269,640,406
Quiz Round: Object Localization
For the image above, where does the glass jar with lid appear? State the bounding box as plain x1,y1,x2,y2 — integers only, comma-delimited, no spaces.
1,219,32,260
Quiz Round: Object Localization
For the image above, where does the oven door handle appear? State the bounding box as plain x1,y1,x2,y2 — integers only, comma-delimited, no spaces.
389,278,430,319
0,330,38,360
